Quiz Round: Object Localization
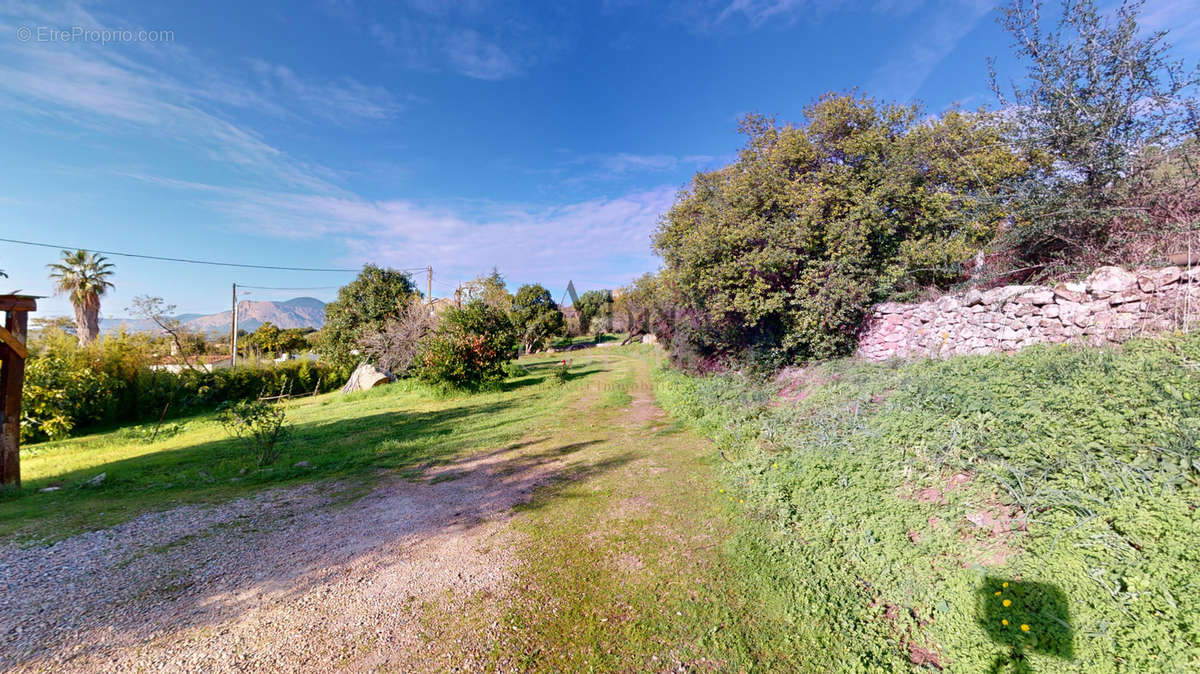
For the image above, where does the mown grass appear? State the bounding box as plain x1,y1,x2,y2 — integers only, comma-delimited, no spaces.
656,334,1200,672
428,347,818,671
0,354,611,541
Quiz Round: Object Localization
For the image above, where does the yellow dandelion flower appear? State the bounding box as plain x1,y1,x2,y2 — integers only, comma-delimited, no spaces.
739,499,744,503
1020,624,1030,632
1001,582,1009,588
1001,619,1009,626
1002,599,1012,607
994,591,1002,596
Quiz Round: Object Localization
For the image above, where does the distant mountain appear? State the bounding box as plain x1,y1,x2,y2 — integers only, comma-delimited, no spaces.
101,297,326,336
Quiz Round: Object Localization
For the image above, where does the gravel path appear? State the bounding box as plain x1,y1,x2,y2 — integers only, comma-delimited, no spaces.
0,443,569,672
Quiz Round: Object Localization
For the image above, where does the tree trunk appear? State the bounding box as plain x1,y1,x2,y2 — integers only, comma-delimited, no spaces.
76,295,100,345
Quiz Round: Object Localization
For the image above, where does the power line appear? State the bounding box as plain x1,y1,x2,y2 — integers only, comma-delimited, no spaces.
237,285,342,291
0,237,426,273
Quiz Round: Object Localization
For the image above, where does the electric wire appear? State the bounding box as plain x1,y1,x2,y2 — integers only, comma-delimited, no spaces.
0,237,427,273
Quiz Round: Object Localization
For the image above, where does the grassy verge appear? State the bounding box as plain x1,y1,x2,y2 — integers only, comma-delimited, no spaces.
424,347,814,671
656,334,1200,672
0,354,611,541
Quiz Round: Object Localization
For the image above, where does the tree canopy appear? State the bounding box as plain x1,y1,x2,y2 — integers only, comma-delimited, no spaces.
48,249,115,346
654,93,1032,362
318,265,419,370
574,289,612,334
510,284,565,354
416,301,516,389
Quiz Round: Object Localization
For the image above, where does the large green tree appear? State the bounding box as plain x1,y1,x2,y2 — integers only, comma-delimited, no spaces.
990,0,1200,277
654,94,1031,362
460,268,511,311
318,265,419,369
574,289,612,334
509,284,564,354
47,249,115,346
245,322,309,357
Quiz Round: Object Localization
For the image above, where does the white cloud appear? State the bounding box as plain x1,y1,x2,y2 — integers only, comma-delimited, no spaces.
323,0,564,81
677,0,922,32
867,0,993,102
133,176,675,289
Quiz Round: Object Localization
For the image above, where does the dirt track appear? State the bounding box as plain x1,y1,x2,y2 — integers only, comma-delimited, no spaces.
0,443,569,672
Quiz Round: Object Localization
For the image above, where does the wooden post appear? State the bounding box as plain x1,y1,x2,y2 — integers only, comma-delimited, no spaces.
231,283,239,368
0,296,35,488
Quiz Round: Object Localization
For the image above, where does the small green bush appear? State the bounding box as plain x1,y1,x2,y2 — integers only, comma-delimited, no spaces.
551,361,570,385
21,357,119,442
415,301,517,390
216,399,289,467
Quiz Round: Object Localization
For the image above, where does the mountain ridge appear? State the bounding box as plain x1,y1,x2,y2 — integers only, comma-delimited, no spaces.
100,297,326,336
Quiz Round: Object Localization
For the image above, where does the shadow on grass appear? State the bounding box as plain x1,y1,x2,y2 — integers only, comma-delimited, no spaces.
978,577,1073,673
1,431,637,669
4,398,527,501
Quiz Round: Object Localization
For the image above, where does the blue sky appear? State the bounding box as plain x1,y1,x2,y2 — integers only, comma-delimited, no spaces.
1,0,1197,318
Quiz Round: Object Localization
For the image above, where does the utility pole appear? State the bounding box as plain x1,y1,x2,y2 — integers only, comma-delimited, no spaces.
427,266,433,307
231,283,239,368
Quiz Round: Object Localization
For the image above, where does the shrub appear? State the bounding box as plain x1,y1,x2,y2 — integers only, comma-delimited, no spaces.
20,352,346,442
415,301,516,389
653,96,1032,364
552,361,570,385
20,357,120,442
358,299,438,375
216,399,289,467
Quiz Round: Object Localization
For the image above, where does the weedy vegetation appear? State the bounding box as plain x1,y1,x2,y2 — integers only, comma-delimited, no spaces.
656,333,1200,672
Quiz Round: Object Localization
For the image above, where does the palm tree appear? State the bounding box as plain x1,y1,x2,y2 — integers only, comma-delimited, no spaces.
48,250,115,345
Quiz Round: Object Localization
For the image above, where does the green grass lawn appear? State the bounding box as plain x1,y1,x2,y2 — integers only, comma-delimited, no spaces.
0,353,612,541
8,338,1197,671
656,333,1200,672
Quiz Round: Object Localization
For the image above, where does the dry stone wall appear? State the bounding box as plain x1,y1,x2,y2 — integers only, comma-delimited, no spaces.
857,265,1200,361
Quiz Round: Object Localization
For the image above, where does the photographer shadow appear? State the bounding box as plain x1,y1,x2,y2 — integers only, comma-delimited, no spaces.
978,577,1073,673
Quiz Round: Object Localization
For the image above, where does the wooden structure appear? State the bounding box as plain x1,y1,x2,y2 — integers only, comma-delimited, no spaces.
0,295,37,487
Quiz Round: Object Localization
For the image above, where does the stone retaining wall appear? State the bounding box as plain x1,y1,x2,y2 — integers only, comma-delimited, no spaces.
857,265,1200,361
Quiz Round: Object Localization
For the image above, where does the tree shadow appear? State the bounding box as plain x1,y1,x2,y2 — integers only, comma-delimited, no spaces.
1,431,638,669
978,577,1073,673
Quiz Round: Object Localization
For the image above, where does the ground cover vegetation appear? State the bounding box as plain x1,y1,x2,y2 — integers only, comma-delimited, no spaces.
656,333,1200,671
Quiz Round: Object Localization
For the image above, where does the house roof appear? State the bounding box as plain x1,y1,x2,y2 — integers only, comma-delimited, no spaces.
154,354,231,365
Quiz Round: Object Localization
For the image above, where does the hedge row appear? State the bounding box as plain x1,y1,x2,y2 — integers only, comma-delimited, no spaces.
21,357,348,443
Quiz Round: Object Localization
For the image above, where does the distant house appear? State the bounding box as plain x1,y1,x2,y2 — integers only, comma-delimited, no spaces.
150,354,233,374
273,352,319,364
429,297,457,315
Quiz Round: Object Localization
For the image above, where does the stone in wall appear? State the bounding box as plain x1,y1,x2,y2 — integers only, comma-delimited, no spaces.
856,265,1198,362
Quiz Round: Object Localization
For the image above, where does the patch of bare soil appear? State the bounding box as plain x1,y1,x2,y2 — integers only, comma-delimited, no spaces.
0,442,573,673
774,366,838,404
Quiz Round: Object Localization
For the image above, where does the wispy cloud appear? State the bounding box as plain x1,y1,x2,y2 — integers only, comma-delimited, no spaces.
245,59,411,122
868,0,993,103
0,1,411,191
1139,0,1200,50
135,175,675,288
324,0,568,81
676,0,922,32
